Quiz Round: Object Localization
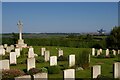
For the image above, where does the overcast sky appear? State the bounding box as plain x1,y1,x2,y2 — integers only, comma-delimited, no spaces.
2,2,118,33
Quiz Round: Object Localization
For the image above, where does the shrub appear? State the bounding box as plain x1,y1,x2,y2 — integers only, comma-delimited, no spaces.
97,75,111,79
76,50,89,69
27,68,41,75
36,57,44,63
97,54,105,58
41,67,48,73
109,54,115,58
2,69,25,79
118,54,120,62
59,64,68,70
57,55,68,61
48,66,60,74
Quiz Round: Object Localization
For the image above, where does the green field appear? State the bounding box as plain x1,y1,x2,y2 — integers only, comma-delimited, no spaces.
5,46,118,79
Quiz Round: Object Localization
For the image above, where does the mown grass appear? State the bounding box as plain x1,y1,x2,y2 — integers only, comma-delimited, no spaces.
7,46,119,78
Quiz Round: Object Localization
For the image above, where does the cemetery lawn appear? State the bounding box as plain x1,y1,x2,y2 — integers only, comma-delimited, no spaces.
9,46,118,78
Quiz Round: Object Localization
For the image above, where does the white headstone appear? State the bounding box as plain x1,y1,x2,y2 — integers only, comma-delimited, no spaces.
58,50,63,57
112,49,116,56
114,62,120,78
28,47,34,58
0,48,5,55
0,45,3,49
64,69,75,80
69,55,75,67
0,60,10,70
41,48,46,56
99,48,102,54
15,75,31,80
92,65,101,78
6,46,11,53
97,50,100,56
4,44,8,48
15,48,20,57
10,45,14,50
27,58,35,71
50,56,57,66
44,50,50,62
10,52,17,64
118,50,120,54
33,73,48,80
92,48,95,56
106,49,109,56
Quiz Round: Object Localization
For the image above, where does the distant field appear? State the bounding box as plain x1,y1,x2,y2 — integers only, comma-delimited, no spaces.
5,46,118,79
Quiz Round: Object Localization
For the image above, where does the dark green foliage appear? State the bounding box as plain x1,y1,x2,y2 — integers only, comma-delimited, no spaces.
118,54,120,62
57,55,68,61
2,69,25,79
41,67,48,73
27,68,41,75
2,52,9,59
2,34,107,48
76,50,89,69
97,54,105,58
36,56,44,63
12,32,19,44
59,64,68,70
109,54,115,58
97,75,111,80
106,26,120,49
48,66,61,74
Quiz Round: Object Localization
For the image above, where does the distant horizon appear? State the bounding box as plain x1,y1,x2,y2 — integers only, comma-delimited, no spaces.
2,2,118,33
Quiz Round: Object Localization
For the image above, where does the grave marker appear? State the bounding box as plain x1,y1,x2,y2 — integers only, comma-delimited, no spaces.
50,56,57,66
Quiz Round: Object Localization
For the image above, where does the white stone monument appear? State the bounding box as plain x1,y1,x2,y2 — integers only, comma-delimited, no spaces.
27,58,35,71
0,48,5,55
50,56,57,66
28,47,35,58
10,52,17,64
41,47,46,56
69,55,75,67
118,50,120,54
113,62,120,78
33,73,48,80
99,48,102,54
92,48,95,56
97,50,100,56
16,20,27,48
10,45,14,50
112,49,116,56
15,48,20,57
44,50,50,62
0,60,10,70
106,49,109,56
4,44,8,48
15,75,31,80
6,46,11,53
64,69,75,80
0,45,3,48
92,65,101,78
58,49,63,57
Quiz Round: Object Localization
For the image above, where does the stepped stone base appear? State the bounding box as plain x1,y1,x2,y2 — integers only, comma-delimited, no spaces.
16,39,27,48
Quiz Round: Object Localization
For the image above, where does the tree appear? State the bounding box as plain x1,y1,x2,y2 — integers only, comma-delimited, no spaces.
12,32,19,44
106,26,120,49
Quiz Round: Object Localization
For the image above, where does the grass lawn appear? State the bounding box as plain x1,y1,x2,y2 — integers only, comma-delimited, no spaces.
6,46,119,78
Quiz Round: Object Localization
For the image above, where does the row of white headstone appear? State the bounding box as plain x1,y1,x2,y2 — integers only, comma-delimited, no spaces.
41,48,63,57
1,60,119,79
0,44,15,54
92,48,120,56
27,54,75,71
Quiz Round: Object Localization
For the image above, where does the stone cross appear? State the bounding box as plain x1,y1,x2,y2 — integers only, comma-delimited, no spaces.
17,20,23,40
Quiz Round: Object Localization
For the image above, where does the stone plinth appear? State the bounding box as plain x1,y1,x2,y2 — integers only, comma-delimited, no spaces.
16,39,27,48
